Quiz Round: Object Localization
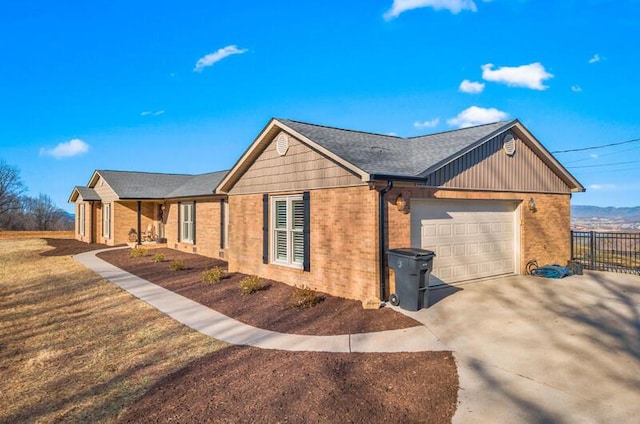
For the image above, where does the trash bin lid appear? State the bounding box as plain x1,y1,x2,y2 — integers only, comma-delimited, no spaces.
387,248,436,259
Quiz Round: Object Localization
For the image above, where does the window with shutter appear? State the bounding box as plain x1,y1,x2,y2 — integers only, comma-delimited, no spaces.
271,195,307,269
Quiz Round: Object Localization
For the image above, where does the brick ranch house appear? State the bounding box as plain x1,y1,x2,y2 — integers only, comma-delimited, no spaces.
216,118,584,301
71,118,584,302
69,169,229,259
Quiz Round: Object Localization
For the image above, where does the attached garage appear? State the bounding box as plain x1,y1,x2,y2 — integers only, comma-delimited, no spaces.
410,199,519,286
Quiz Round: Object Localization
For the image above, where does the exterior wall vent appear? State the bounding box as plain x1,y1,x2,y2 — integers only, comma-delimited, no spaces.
276,133,289,156
503,132,516,156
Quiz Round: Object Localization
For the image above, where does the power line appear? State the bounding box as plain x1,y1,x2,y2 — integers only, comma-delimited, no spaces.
551,137,640,153
566,160,637,169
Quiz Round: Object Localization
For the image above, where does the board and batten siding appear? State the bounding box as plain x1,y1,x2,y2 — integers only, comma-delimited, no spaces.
92,175,119,202
428,133,571,194
229,131,364,195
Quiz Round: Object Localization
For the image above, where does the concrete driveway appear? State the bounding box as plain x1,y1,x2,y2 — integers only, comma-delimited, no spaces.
398,271,640,423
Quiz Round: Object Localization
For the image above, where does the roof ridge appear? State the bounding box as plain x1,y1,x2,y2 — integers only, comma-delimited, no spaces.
98,169,195,177
278,118,404,139
407,119,516,139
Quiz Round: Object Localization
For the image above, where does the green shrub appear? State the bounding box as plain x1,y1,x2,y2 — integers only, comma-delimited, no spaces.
290,285,323,308
152,253,165,263
130,247,147,258
169,259,185,271
201,267,224,284
238,275,264,295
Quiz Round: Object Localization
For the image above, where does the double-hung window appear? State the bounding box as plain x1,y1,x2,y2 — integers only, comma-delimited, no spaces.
272,195,305,268
180,202,195,243
79,203,85,236
102,203,111,238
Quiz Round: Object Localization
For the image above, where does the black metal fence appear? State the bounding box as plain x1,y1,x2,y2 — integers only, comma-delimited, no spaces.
571,231,640,275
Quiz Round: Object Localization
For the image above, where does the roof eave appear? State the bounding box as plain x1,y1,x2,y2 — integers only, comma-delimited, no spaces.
216,118,371,193
417,120,519,178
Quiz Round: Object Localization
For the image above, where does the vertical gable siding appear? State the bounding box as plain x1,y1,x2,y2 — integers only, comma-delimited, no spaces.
429,135,571,193
229,131,364,195
93,176,119,202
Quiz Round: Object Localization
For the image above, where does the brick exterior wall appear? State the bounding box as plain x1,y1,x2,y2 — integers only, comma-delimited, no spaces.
386,186,572,276
165,198,227,259
74,201,95,243
228,186,380,301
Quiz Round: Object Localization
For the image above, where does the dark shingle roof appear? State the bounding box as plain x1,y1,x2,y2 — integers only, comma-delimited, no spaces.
165,170,229,198
74,186,100,201
279,119,515,177
96,170,228,199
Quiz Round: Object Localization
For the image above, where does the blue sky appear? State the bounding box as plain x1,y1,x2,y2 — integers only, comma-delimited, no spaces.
1,0,639,212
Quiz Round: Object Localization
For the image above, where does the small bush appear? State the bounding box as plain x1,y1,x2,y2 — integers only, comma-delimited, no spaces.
291,285,323,308
238,275,264,295
152,253,165,263
130,247,147,258
169,259,185,271
201,267,224,284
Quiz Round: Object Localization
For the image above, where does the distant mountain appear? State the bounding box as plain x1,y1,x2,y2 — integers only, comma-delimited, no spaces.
571,205,640,221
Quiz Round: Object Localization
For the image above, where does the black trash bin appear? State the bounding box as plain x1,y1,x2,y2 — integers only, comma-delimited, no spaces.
387,248,436,311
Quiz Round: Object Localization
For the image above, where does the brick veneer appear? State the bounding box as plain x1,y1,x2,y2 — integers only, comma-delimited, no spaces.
165,198,227,259
228,185,380,301
386,187,572,274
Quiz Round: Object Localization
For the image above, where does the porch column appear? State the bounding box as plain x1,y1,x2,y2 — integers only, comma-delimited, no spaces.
137,201,142,245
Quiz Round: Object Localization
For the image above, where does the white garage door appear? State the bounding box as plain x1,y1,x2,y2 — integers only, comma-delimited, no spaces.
411,199,519,286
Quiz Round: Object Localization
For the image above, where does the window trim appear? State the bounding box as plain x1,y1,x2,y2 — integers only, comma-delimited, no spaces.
179,202,195,243
102,203,111,239
270,195,304,269
79,203,85,236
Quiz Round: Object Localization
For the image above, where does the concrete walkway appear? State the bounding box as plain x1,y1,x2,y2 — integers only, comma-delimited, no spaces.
75,248,640,422
73,248,445,353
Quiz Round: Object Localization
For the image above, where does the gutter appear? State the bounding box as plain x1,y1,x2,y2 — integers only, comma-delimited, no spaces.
378,180,393,300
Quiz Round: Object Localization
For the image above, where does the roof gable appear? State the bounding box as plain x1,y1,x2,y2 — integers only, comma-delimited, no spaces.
85,169,229,200
68,186,100,203
214,117,586,194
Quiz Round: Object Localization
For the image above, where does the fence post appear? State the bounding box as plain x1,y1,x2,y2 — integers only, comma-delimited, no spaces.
590,231,596,270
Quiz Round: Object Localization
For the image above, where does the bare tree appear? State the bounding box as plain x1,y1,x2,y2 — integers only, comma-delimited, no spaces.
0,160,25,217
24,194,66,231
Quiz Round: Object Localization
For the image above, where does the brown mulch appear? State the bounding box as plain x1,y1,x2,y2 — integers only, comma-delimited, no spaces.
116,345,458,424
58,242,458,422
40,238,110,256
97,248,422,336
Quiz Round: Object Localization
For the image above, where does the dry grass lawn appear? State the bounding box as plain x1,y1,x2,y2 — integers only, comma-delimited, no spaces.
0,237,226,423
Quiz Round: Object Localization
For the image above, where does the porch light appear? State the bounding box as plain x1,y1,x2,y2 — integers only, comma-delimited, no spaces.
395,193,409,213
528,197,537,212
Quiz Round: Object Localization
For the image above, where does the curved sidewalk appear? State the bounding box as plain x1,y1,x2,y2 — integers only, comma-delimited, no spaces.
73,248,445,353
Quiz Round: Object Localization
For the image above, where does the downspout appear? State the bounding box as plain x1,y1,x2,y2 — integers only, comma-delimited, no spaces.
378,180,393,301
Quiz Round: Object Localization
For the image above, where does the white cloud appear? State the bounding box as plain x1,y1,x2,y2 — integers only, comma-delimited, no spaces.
589,184,616,190
141,110,165,116
459,79,485,94
194,45,248,72
447,106,508,128
571,85,582,92
414,118,440,129
384,0,477,20
40,139,89,159
481,62,553,90
588,54,602,64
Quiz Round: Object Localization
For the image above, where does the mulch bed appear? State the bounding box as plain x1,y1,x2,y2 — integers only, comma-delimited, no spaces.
97,248,422,336
45,240,459,422
40,238,110,256
116,345,458,424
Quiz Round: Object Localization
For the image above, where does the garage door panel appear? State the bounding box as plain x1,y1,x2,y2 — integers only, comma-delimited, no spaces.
412,199,518,285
